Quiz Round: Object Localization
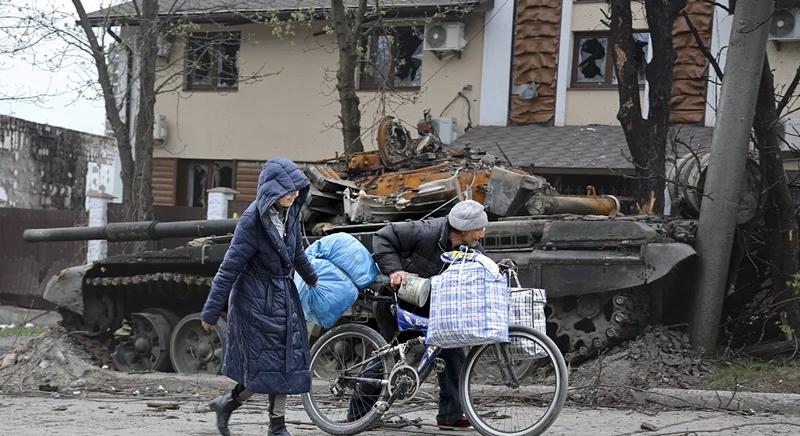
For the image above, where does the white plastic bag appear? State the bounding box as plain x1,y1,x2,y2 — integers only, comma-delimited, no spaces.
508,270,547,357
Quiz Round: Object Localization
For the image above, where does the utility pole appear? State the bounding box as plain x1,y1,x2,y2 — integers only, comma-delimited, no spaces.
689,0,774,352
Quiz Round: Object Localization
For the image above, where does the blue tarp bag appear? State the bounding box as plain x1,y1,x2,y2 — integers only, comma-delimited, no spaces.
304,233,379,287
295,258,358,328
294,233,378,328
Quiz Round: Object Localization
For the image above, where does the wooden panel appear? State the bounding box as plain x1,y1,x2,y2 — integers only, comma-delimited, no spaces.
0,207,84,309
670,0,714,124
152,158,177,206
510,0,562,125
235,161,262,203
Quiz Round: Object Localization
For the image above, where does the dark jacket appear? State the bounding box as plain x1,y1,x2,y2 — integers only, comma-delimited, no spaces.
201,158,317,394
373,216,484,283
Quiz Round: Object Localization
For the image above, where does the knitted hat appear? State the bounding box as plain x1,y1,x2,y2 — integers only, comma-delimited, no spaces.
448,200,488,231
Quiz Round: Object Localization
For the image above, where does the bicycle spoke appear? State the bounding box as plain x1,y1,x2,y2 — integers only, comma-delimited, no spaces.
462,328,567,436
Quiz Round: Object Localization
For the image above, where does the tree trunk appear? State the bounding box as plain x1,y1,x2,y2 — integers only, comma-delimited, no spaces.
130,0,158,223
609,0,686,213
72,0,134,213
331,0,365,154
753,57,800,337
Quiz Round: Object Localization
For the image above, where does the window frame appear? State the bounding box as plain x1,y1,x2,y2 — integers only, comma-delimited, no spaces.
570,31,649,90
184,31,241,92
357,25,424,92
176,159,237,207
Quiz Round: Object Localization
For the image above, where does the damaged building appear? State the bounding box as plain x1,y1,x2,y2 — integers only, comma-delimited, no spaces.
0,115,119,210
85,0,800,212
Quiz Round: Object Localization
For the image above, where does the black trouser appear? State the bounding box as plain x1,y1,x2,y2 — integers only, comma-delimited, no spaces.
231,383,286,418
347,303,465,423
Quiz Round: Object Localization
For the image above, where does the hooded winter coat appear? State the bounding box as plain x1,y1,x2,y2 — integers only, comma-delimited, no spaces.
201,158,318,394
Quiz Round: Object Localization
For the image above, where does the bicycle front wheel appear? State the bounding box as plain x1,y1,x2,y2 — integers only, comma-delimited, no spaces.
301,323,395,435
460,326,568,436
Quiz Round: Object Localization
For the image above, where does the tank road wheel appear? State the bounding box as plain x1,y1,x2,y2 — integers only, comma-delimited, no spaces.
68,293,123,337
169,313,227,375
547,290,650,362
112,308,178,372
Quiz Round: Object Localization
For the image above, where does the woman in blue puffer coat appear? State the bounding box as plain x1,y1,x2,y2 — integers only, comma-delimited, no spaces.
201,158,318,436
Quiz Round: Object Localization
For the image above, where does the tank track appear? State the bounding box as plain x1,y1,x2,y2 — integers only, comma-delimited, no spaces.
546,289,651,362
86,272,212,289
61,273,213,370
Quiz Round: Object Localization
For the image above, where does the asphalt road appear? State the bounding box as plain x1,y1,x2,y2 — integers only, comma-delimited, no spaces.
0,393,799,436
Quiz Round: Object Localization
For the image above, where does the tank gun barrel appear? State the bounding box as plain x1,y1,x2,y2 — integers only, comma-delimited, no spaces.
23,219,238,242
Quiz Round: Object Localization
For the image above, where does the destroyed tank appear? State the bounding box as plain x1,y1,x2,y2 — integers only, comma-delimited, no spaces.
22,116,712,374
24,213,699,375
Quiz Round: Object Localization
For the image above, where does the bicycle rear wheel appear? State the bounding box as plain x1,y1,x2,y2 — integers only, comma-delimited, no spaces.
459,326,568,436
301,323,395,435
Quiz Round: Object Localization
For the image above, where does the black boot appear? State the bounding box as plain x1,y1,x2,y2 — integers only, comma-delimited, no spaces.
208,393,241,436
268,416,291,436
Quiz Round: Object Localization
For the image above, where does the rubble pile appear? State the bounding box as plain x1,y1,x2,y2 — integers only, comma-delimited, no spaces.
0,329,231,398
570,326,713,406
0,328,113,393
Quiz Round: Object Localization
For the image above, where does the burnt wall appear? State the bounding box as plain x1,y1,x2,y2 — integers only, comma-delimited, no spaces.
0,115,115,210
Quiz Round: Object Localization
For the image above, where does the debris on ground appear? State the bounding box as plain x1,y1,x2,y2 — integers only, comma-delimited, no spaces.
0,328,228,397
570,326,713,406
0,328,109,393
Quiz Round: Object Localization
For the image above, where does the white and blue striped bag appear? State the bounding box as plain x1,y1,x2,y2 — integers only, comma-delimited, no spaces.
426,249,510,348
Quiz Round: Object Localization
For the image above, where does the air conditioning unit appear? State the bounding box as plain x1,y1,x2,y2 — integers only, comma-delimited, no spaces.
769,9,800,41
153,114,168,145
423,22,466,52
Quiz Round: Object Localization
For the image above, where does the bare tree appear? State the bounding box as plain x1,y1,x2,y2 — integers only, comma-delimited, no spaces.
680,2,800,343
753,57,800,339
331,0,368,154
1,1,281,225
608,0,688,213
71,0,155,222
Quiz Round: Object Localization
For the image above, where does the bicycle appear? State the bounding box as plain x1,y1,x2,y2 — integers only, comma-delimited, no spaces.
301,281,568,436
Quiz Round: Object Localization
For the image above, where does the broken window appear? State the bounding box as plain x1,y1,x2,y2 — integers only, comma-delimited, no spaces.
185,32,240,91
359,26,423,90
571,32,649,88
177,160,236,207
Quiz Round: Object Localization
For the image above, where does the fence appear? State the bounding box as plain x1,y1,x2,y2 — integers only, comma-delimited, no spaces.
0,205,218,310
0,208,85,309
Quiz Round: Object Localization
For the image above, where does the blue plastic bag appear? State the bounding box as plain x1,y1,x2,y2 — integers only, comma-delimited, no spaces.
304,233,379,288
295,258,359,328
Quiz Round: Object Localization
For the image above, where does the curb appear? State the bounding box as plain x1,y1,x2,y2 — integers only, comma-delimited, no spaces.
644,388,800,416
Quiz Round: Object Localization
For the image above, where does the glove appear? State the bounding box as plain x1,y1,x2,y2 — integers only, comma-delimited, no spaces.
497,258,518,274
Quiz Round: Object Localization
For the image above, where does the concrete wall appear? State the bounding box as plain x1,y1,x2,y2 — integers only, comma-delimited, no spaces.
152,15,485,162
0,115,118,210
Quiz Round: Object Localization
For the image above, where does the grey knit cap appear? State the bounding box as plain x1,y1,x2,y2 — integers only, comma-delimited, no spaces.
448,200,488,231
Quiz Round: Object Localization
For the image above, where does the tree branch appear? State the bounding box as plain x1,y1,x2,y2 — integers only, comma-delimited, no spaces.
681,10,723,80
777,64,800,115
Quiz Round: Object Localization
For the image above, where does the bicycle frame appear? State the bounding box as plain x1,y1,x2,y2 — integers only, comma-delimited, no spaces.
394,305,442,382
334,304,442,394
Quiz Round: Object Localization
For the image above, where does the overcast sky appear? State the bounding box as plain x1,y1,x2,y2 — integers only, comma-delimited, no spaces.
0,0,110,135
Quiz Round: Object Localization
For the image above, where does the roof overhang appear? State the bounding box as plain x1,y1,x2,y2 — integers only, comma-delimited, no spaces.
86,0,493,27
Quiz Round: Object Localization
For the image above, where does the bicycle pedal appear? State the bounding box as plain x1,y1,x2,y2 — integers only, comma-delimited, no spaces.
434,358,445,373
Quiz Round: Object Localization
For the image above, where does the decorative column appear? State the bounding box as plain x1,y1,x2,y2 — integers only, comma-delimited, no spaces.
86,191,115,263
207,187,239,220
